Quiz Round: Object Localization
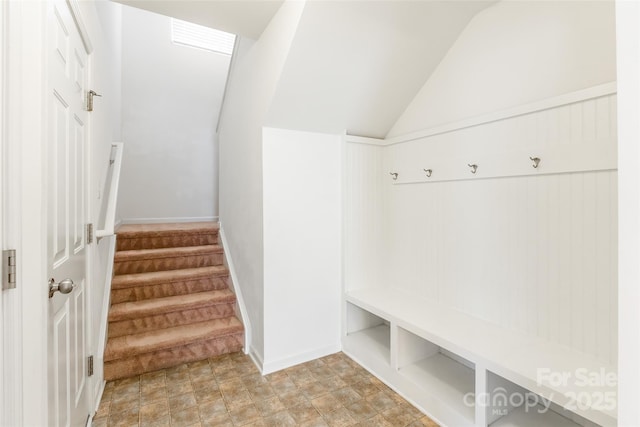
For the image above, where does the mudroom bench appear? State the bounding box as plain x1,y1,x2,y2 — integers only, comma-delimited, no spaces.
342,288,617,427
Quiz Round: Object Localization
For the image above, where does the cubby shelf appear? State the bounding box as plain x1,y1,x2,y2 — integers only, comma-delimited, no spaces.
344,324,390,366
399,353,475,424
490,406,583,427
343,287,617,427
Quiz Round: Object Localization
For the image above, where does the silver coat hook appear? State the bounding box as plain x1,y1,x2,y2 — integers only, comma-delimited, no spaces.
530,157,541,169
468,164,478,174
389,172,398,180
423,169,432,178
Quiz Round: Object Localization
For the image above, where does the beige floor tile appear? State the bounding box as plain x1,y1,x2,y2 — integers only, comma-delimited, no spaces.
262,411,297,427
229,403,261,426
93,352,439,427
346,400,378,421
168,392,197,413
140,387,167,406
331,387,363,406
311,393,342,415
288,401,321,424
247,383,275,401
200,410,234,426
139,400,169,423
253,396,286,417
322,407,358,427
170,408,201,427
198,397,227,419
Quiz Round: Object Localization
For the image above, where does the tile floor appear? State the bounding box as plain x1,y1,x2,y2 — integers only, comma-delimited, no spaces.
92,352,439,427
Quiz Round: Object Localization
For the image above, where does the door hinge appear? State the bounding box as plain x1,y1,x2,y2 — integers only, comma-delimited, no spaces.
2,250,16,290
88,355,94,377
86,223,94,244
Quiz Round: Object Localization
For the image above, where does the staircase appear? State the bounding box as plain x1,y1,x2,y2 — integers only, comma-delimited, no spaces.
104,222,244,381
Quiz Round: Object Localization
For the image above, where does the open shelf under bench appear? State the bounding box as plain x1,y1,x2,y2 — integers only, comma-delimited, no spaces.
343,287,616,427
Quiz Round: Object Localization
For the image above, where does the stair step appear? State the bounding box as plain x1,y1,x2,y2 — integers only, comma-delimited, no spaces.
104,317,243,362
116,222,219,251
108,290,237,337
110,266,230,303
113,245,224,275
105,221,244,380
103,332,243,381
109,289,236,322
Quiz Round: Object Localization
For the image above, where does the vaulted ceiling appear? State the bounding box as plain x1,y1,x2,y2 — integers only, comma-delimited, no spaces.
265,1,494,138
112,0,495,139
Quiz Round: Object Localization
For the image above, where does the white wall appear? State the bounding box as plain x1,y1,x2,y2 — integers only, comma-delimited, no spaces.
266,1,490,138
616,1,640,425
388,0,617,137
262,128,342,373
118,6,229,223
217,0,305,365
79,0,124,411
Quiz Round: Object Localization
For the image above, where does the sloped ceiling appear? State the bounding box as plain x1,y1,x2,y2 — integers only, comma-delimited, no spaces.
266,0,494,138
111,0,285,39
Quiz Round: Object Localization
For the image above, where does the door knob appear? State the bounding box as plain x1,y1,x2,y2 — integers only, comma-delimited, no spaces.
49,278,75,298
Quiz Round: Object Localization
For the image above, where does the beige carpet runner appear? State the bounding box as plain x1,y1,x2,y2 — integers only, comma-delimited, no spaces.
104,222,244,380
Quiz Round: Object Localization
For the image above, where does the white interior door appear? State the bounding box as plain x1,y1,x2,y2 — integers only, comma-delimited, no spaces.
47,0,91,425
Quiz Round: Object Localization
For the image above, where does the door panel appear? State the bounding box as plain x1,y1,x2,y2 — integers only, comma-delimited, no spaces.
47,0,90,425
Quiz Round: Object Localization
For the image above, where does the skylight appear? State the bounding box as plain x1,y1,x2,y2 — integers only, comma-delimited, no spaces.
171,19,236,55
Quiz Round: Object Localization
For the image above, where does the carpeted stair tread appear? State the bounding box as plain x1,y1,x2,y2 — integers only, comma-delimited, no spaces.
104,317,243,362
117,222,219,238
108,289,236,322
111,266,229,290
103,334,243,380
114,245,223,262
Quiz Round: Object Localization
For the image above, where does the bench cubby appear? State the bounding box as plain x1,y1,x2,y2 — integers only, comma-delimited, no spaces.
342,288,616,427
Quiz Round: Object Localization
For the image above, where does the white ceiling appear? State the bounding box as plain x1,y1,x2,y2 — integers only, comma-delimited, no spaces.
111,0,285,39
112,0,495,139
266,1,494,138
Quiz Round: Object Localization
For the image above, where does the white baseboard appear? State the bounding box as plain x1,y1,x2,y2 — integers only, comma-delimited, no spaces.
261,343,342,375
119,216,218,224
249,345,264,374
89,379,106,424
218,223,253,363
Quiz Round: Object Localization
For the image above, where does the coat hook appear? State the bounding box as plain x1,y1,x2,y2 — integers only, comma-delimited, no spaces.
423,169,432,178
468,164,478,174
530,157,541,169
389,172,398,180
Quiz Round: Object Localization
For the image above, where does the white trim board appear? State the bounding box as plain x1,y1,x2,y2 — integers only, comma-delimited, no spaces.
347,82,617,147
261,343,342,376
248,345,264,374
96,235,116,377
119,216,218,224
218,224,252,361
343,133,385,146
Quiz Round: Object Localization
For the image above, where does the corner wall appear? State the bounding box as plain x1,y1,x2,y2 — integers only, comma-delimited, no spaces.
262,128,342,373
217,0,305,364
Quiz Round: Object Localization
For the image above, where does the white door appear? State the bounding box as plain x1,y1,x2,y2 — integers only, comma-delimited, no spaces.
47,0,91,425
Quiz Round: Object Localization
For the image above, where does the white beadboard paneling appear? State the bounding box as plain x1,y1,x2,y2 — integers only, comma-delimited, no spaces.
386,94,617,185
344,142,385,291
381,171,617,364
345,93,617,365
377,95,616,364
